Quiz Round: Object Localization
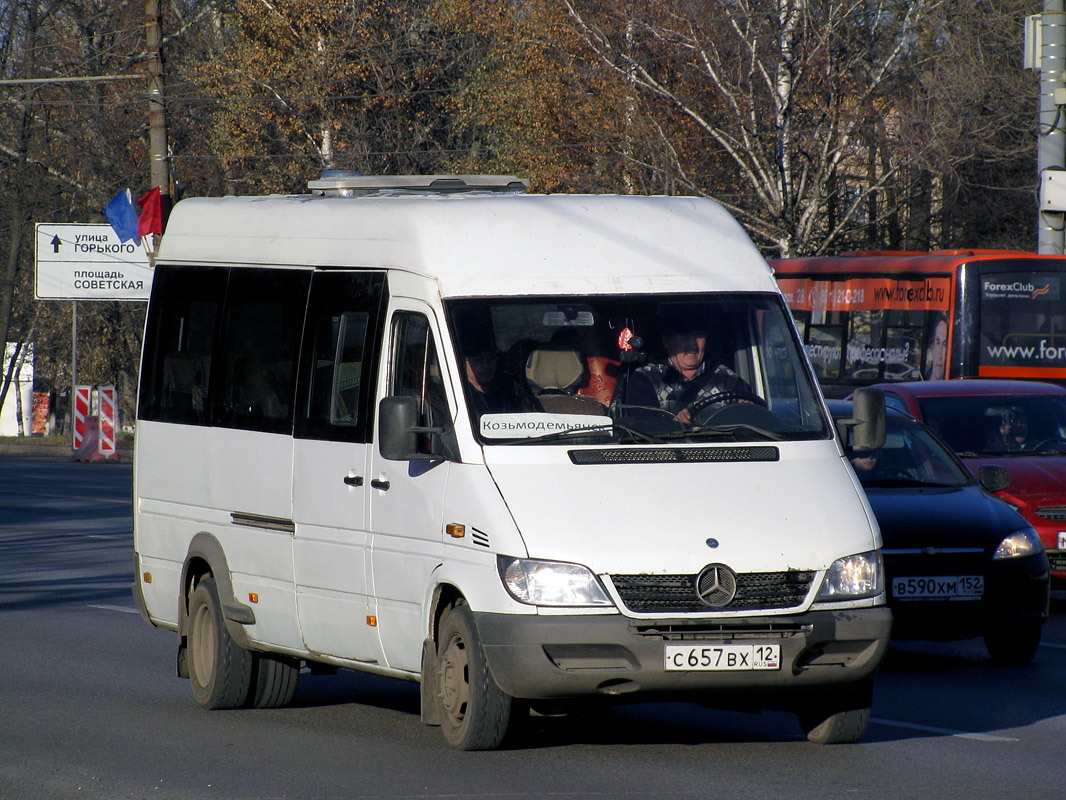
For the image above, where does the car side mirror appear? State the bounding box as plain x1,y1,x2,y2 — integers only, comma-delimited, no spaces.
843,387,886,452
378,396,420,461
978,464,1011,493
378,396,448,461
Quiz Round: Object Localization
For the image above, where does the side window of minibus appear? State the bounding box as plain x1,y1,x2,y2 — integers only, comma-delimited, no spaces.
295,271,387,444
214,268,311,434
390,312,450,450
139,265,226,426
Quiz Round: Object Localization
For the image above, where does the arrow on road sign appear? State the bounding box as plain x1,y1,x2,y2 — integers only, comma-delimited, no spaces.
51,235,61,253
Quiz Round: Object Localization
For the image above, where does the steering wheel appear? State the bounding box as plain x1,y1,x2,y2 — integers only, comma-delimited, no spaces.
1029,437,1066,453
688,390,768,427
872,468,915,481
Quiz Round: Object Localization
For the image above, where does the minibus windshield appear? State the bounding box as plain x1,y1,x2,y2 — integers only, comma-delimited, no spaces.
445,293,830,445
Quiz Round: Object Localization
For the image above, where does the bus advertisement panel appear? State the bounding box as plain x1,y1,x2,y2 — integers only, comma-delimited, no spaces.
770,251,1066,396
978,272,1066,378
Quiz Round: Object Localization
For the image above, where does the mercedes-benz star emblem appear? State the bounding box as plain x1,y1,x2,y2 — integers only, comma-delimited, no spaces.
695,564,737,608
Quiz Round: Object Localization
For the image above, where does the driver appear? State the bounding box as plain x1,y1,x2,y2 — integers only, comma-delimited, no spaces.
626,314,753,423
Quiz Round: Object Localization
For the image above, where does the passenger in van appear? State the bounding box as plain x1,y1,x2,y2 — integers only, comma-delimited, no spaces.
458,324,536,418
626,314,753,423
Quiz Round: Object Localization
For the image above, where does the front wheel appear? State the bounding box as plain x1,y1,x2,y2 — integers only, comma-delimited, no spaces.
984,621,1043,665
797,706,870,744
187,575,254,709
434,603,513,750
796,682,872,744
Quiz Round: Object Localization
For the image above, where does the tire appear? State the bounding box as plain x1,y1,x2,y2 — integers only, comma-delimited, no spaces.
798,706,870,744
187,576,254,709
796,682,872,744
984,621,1043,666
434,603,513,750
251,653,300,709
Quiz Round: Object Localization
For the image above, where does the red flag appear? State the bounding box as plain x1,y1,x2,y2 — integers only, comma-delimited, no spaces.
137,186,163,237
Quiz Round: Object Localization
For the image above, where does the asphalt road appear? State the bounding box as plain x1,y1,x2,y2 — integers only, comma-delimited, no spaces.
2,454,1066,799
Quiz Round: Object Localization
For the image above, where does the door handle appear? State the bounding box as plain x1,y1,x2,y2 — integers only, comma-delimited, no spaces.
370,478,391,491
343,475,363,487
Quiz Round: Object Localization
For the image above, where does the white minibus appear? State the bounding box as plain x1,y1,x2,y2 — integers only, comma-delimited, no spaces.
133,173,890,749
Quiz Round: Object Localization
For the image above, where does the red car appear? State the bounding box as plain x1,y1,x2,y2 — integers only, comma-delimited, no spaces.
864,380,1066,583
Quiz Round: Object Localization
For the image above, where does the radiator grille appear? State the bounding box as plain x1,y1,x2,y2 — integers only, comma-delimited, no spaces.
609,570,815,613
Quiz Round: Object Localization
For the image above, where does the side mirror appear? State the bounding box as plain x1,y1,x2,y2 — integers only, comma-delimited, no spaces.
978,465,1011,493
846,387,886,452
378,395,447,461
378,396,420,461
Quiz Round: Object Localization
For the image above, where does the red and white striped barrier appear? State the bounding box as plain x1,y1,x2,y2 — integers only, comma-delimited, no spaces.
73,386,91,449
98,385,117,459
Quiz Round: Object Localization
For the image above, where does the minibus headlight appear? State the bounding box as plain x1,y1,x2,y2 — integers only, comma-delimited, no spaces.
816,550,883,600
498,556,614,607
993,528,1042,560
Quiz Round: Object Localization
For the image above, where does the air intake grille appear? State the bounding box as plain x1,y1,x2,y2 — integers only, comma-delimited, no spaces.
1036,506,1066,522
609,570,814,613
570,446,779,465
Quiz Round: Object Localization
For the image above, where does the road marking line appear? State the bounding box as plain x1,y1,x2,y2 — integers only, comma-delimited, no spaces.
870,718,1017,741
89,604,139,614
1039,641,1066,650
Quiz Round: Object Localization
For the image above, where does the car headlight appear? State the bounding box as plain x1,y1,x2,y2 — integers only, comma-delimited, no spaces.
816,550,884,600
993,528,1043,560
498,556,614,607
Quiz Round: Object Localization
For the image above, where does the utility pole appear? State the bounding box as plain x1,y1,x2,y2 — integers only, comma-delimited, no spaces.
146,0,172,230
1031,2,1066,254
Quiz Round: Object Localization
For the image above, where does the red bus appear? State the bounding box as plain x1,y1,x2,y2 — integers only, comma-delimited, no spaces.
770,250,1066,398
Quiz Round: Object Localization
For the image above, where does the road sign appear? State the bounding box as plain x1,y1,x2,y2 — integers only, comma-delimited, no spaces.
35,222,153,300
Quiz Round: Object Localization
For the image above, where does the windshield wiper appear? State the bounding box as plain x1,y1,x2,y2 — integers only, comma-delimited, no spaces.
500,422,663,445
657,423,785,442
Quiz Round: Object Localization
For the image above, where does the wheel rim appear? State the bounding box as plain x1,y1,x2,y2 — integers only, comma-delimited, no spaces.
437,632,470,727
190,600,216,689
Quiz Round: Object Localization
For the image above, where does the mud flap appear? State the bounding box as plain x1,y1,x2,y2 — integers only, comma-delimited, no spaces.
420,638,440,726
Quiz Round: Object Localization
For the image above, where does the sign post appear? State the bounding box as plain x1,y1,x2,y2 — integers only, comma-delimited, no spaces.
34,222,153,450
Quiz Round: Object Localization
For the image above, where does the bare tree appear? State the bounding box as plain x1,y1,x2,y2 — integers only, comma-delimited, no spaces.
563,0,950,256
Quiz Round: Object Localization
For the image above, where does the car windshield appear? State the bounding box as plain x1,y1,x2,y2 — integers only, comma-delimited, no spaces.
846,417,972,488
445,293,830,445
916,394,1066,456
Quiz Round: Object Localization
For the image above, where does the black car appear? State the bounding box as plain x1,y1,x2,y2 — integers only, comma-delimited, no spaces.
829,401,1049,664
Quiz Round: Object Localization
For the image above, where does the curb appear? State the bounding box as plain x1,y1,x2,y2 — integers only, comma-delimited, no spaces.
0,443,133,461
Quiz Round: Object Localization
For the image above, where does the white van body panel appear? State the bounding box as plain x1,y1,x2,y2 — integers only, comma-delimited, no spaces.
157,194,777,298
481,441,876,587
136,421,304,650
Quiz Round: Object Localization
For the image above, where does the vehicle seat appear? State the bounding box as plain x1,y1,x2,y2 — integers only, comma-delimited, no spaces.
525,348,606,415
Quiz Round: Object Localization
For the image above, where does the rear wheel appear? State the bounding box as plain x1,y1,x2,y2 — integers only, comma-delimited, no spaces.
434,603,513,750
187,576,254,709
251,653,300,709
984,621,1043,665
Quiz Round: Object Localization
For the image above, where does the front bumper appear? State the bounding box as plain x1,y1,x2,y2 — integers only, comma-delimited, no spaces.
474,606,892,707
887,556,1049,641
